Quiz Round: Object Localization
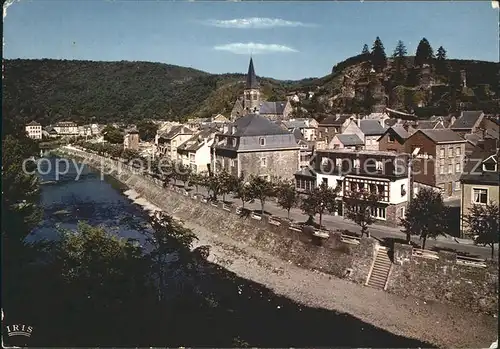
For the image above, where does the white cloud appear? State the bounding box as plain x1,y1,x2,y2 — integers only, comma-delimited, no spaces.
206,17,315,29
3,0,20,19
214,42,298,54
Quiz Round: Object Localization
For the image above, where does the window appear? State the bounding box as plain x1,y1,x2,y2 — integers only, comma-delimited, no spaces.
260,157,267,167
455,147,461,156
455,162,461,173
230,159,235,167
369,184,376,193
252,94,258,100
400,207,405,217
353,159,360,168
377,184,384,194
321,157,329,165
350,182,357,191
472,188,488,204
378,207,386,219
440,148,445,158
401,184,406,196
448,163,453,174
358,182,364,191
232,138,237,147
440,165,445,174
335,158,342,167
376,160,383,170
336,179,343,190
448,147,454,157
334,127,339,133
388,134,395,143
259,137,265,146
455,181,461,191
322,178,328,186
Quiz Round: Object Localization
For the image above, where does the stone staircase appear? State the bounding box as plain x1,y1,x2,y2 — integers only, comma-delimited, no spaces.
366,246,392,290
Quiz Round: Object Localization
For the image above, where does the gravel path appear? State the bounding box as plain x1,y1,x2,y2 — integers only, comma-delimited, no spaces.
179,215,497,349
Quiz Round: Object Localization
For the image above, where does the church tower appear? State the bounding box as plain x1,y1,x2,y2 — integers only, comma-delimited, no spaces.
244,57,260,113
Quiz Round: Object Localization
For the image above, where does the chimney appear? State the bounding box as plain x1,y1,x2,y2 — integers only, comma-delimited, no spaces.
357,116,361,127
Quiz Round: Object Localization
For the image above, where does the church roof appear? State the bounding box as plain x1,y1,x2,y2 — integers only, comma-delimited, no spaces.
246,58,259,89
230,113,291,137
259,101,287,115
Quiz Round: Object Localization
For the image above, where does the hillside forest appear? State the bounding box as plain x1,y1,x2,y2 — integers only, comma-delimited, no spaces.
2,37,499,127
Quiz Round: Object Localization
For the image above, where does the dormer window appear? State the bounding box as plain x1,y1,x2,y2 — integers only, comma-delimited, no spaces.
259,137,265,146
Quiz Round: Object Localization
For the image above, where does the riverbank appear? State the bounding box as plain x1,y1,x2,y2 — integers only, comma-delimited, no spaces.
56,147,498,348
122,178,496,349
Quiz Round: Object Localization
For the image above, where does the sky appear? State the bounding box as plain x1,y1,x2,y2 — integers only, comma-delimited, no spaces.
3,1,499,80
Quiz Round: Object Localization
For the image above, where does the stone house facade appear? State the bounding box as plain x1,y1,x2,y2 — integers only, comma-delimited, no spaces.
213,113,300,180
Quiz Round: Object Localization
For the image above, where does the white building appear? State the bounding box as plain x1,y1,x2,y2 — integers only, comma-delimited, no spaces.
25,121,42,139
313,149,410,227
176,128,218,173
53,121,78,136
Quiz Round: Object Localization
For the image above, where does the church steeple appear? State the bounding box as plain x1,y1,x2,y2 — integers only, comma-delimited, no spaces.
246,57,259,89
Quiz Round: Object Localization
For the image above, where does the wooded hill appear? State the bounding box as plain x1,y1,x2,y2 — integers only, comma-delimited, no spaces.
3,54,499,126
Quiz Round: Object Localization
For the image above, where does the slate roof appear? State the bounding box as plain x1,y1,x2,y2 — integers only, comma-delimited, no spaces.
464,133,481,146
460,149,499,185
292,128,305,142
336,134,364,146
451,110,484,129
418,129,466,143
26,120,41,126
294,167,317,178
228,113,291,137
246,58,259,89
359,120,387,136
391,125,410,139
319,114,350,126
384,119,399,127
159,125,193,140
178,128,217,152
284,119,310,129
415,120,443,130
259,101,287,115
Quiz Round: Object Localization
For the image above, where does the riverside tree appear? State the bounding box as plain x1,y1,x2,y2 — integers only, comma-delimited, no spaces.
233,174,253,209
414,37,435,67
300,182,339,227
465,203,499,259
400,188,449,249
275,179,300,220
371,36,387,72
247,175,275,214
343,190,381,238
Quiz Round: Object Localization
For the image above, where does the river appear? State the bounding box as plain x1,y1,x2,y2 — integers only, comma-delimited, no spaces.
28,155,150,244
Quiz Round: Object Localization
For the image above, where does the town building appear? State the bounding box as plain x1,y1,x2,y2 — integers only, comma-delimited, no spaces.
294,167,316,193
156,125,193,161
317,114,351,143
176,128,218,173
53,121,79,136
378,125,410,153
450,110,485,137
313,149,410,226
212,113,300,180
279,118,318,141
290,128,315,169
123,128,140,151
230,58,293,121
327,118,386,151
459,149,499,237
25,121,42,140
405,129,467,198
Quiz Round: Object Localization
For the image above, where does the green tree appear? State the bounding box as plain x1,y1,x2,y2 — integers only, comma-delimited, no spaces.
275,180,299,219
103,125,124,144
361,44,370,55
137,120,158,142
435,46,448,76
465,203,499,259
414,37,435,67
343,190,382,237
300,182,339,227
217,170,237,202
145,212,201,301
247,175,276,214
371,36,387,72
233,175,253,209
122,148,140,162
400,188,449,249
188,171,204,193
176,163,192,188
392,40,407,84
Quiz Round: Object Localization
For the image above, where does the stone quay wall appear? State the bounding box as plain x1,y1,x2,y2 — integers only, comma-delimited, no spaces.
55,147,498,314
388,243,498,315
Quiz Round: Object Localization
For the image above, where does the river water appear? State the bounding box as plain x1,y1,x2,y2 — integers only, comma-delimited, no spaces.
28,155,150,244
